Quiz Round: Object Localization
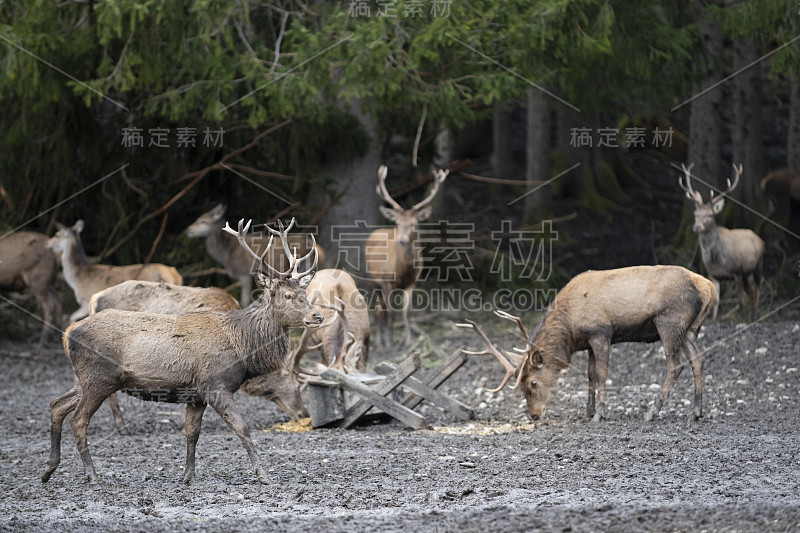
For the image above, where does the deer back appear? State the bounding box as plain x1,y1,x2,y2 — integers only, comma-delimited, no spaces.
0,231,58,290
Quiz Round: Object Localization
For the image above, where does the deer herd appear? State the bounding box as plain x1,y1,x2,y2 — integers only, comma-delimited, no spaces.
0,161,786,484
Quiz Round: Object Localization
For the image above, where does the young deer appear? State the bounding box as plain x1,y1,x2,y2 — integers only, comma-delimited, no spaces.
0,231,62,344
89,279,310,422
185,204,324,307
47,220,183,323
459,266,715,423
41,218,322,485
365,166,448,346
679,163,765,322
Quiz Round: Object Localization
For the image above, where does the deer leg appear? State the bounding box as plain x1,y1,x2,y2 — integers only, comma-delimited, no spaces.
69,386,111,483
586,346,597,418
401,286,414,346
41,383,81,483
681,331,704,421
752,260,763,322
182,402,207,485
45,287,63,342
208,391,269,484
646,323,685,422
107,393,124,427
69,302,90,324
710,278,720,321
588,338,610,422
239,275,252,308
735,275,749,322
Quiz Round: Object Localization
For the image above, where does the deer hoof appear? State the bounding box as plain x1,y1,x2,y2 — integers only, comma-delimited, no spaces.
644,408,657,422
182,472,195,485
41,463,58,483
255,465,272,485
591,413,603,423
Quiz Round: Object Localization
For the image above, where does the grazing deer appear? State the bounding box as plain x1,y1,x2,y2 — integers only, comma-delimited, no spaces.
365,166,448,346
89,279,310,421
41,218,322,485
46,220,183,323
302,269,370,373
185,204,324,307
679,163,765,322
458,265,715,422
0,231,62,344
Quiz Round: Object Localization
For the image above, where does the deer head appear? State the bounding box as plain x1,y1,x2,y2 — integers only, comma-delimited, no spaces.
679,163,742,234
376,165,448,246
47,220,85,254
458,310,558,420
223,218,322,328
185,204,227,238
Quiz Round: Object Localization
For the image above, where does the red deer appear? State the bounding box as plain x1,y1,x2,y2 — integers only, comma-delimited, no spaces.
185,204,324,307
679,163,765,321
302,269,370,373
458,265,715,422
365,166,448,346
760,167,800,230
41,218,322,485
89,280,310,421
0,231,62,344
46,220,183,323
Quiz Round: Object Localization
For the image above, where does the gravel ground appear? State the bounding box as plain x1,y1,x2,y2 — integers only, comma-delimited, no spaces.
1,315,799,532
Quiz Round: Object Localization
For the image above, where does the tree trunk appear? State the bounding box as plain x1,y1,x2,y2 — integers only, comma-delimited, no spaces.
491,101,516,179
731,37,764,222
523,88,551,224
312,97,381,273
789,76,800,170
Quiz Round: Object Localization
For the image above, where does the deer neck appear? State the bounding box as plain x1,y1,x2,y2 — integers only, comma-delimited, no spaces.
59,241,85,292
531,307,575,367
697,224,726,267
225,300,289,378
205,230,238,268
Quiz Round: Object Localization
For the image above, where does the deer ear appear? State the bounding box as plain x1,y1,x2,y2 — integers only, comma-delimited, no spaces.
379,206,400,222
298,273,313,288
72,220,84,234
55,222,67,231
531,351,544,369
414,206,433,221
712,198,725,214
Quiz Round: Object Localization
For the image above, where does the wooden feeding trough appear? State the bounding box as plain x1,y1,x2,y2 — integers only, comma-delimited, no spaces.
302,351,473,429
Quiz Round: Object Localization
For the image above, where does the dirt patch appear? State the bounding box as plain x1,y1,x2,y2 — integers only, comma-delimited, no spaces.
1,315,799,532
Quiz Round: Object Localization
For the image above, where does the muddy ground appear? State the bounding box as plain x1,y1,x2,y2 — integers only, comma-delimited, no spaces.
1,310,799,533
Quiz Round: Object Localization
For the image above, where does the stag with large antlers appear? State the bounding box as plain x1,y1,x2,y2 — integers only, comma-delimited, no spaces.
679,163,765,322
42,218,322,485
458,266,715,422
365,165,448,346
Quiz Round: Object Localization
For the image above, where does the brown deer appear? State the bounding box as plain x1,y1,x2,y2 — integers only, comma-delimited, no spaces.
760,167,800,230
89,279,310,422
365,166,448,346
679,163,765,321
458,265,715,422
0,231,62,344
302,269,370,373
41,218,322,485
46,220,183,323
185,204,324,307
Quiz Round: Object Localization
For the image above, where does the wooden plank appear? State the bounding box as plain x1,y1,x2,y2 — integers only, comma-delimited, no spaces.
321,354,425,429
402,350,468,410
374,362,473,420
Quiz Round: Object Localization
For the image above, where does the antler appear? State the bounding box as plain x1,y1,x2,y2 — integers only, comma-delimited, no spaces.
376,165,402,209
456,319,522,392
262,217,318,280
709,163,742,204
412,168,449,211
677,163,703,204
222,219,288,279
494,309,531,348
